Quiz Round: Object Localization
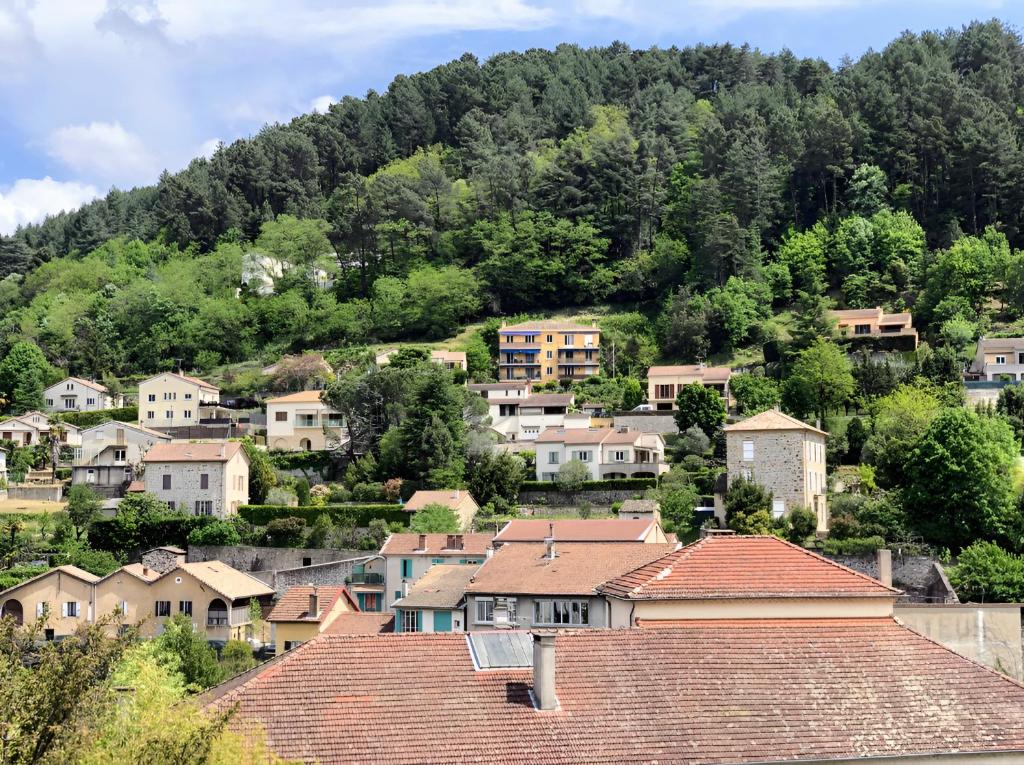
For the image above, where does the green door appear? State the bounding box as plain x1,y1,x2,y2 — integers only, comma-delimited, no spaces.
433,610,452,633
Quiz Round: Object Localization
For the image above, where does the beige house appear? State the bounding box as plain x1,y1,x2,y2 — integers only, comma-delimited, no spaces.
721,409,828,532
534,427,668,481
44,377,122,413
0,411,82,449
72,421,171,496
647,364,733,411
404,490,479,531
972,337,1024,381
831,307,918,348
265,390,346,451
600,534,898,628
138,372,220,429
0,565,100,639
431,350,467,371
142,441,249,516
267,585,360,654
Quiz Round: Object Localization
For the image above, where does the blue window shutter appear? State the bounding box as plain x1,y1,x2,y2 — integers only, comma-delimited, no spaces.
401,558,412,578
416,610,422,632
433,610,452,633
395,610,402,633
357,593,365,610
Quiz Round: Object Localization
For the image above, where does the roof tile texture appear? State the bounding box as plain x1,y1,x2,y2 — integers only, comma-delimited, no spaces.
494,518,657,543
380,533,492,556
142,441,244,463
267,586,347,622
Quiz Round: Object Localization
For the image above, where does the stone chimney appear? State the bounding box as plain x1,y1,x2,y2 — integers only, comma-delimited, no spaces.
308,588,319,618
416,533,427,551
532,631,558,711
876,548,893,588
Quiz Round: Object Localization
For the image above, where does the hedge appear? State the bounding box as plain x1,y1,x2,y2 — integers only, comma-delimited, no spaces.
55,406,139,429
238,504,409,527
268,450,333,472
90,515,219,558
520,478,658,492
821,535,887,556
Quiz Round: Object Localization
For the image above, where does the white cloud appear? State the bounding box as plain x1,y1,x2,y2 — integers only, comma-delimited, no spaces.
47,121,159,187
0,177,99,235
310,95,336,114
197,137,222,158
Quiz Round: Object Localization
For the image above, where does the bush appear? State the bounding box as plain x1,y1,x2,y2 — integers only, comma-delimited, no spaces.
822,535,887,555
220,639,256,678
408,503,460,533
54,406,138,429
265,486,297,506
265,517,307,547
89,515,221,559
948,541,1024,602
327,484,351,503
555,460,590,493
352,482,386,502
268,450,332,472
0,564,48,591
295,478,311,506
787,507,818,543
57,545,120,576
237,504,409,527
187,519,242,547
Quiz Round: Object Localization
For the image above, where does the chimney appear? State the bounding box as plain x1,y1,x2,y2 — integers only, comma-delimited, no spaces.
544,523,556,560
417,533,427,551
876,548,893,588
532,632,558,711
485,546,494,559
308,588,319,618
401,580,410,597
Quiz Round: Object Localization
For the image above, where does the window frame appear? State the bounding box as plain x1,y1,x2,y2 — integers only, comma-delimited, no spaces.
154,600,171,617
533,599,590,626
475,597,494,624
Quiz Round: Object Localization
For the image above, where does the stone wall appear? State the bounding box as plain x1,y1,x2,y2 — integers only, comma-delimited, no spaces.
517,488,649,507
275,558,372,593
820,552,957,603
141,547,185,574
187,544,365,573
612,413,678,435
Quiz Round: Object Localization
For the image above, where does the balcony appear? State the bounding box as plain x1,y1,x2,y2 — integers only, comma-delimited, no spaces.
499,360,541,367
499,342,542,350
346,572,385,585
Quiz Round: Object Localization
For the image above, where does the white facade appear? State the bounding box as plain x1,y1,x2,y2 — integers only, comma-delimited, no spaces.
265,391,346,451
43,378,121,413
477,390,590,443
138,373,220,429
534,428,669,481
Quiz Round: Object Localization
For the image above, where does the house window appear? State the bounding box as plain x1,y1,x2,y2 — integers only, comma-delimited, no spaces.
45,398,53,407
195,501,213,516
611,450,627,462
119,600,128,616
359,592,381,612
167,501,175,511
326,413,343,426
475,598,494,624
564,350,574,360
546,350,553,359
546,367,553,375
996,355,1007,365
563,334,574,346
742,439,754,461
200,473,209,490
854,324,871,335
154,601,171,617
164,410,173,419
179,601,192,615
572,450,591,463
546,335,553,343
741,467,752,480
283,641,301,651
401,610,420,633
534,599,589,626
162,474,171,490
499,404,516,417
67,383,73,390
63,602,79,618
400,558,413,578
302,557,312,567
86,398,95,405
147,394,156,402
183,410,192,419
772,499,785,518
1018,353,1024,365
164,392,176,400
113,449,126,463
296,414,316,427
146,411,154,420
548,452,560,465
654,384,674,400
184,393,192,400
275,411,287,422
36,602,49,618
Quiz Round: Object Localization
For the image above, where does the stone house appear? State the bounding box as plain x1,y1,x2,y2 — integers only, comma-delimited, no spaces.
265,390,346,451
720,409,828,532
72,421,171,497
138,372,220,429
44,377,123,413
142,441,249,517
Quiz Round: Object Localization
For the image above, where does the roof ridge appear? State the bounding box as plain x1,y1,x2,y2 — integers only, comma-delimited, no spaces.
603,538,708,596
760,535,902,594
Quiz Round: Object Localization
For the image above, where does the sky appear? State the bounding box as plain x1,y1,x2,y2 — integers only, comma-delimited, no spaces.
0,0,1020,234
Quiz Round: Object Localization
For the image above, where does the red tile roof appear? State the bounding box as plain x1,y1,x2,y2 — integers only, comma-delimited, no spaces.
466,542,678,596
266,586,352,623
380,533,492,556
647,364,732,382
321,612,394,635
205,619,1024,764
264,390,326,404
599,535,899,600
142,441,244,463
403,490,478,512
494,518,658,543
723,408,827,435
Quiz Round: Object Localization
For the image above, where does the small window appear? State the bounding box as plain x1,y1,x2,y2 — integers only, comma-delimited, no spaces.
400,558,413,578
742,439,754,461
64,602,79,618
146,411,155,420
612,450,627,462
194,500,213,516
772,499,785,519
401,610,420,633
302,557,312,567
275,411,288,422
184,393,192,400
113,449,126,462
200,473,209,490
86,397,95,405
155,601,171,617
179,601,192,615
546,334,553,343
167,501,175,511
45,398,53,407
182,410,192,419
996,355,1007,365
475,598,494,624
36,602,49,618
162,474,171,490
548,452,560,465
164,410,173,419
147,394,156,402
546,350,553,359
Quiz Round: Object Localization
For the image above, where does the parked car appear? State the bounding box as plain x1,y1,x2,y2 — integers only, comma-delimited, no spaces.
631,403,654,412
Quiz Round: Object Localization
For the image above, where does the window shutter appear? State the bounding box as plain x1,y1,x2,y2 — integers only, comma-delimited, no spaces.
61,603,67,618
36,602,44,617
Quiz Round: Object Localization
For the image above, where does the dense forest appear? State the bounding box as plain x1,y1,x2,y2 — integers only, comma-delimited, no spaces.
2,20,1024,377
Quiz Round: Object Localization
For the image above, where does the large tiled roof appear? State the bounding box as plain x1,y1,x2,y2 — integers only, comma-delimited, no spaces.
404,490,477,511
205,619,1024,764
0,564,100,596
466,542,677,596
535,427,610,444
55,376,109,392
142,441,244,463
265,390,326,404
599,535,899,600
321,612,394,635
647,365,732,382
267,586,351,623
380,533,492,556
81,420,171,440
723,408,827,436
392,564,478,609
179,561,275,600
494,518,658,543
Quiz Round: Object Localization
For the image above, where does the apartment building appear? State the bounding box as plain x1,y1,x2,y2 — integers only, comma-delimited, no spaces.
138,372,220,429
534,427,668,481
647,364,733,411
72,421,171,497
498,320,600,383
721,409,828,532
43,377,122,413
142,441,249,517
973,336,1024,381
379,533,491,610
830,307,918,348
265,390,346,451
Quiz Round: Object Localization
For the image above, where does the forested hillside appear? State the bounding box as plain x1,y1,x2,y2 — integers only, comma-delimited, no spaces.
2,20,1024,376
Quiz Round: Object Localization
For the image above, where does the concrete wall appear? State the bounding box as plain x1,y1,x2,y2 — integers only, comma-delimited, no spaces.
612,413,679,435
274,557,383,594
895,604,1023,679
8,484,63,502
188,545,365,573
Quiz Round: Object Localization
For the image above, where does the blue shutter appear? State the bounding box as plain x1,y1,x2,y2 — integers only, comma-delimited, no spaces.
395,610,403,633
416,610,422,632
433,610,452,633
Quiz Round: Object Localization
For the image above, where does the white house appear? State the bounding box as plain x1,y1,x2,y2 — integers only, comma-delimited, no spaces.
72,421,172,496
138,372,220,429
44,377,122,413
0,412,82,450
265,391,347,451
470,384,590,443
533,427,668,481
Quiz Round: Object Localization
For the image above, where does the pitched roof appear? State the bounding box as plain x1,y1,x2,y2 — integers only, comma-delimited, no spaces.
520,393,573,407
494,518,659,543
52,376,109,392
404,490,478,512
430,350,467,362
978,336,1024,351
81,420,171,440
267,586,351,623
265,390,327,404
647,364,732,382
321,612,394,635
599,535,899,600
142,441,245,463
117,563,162,582
535,427,610,444
723,408,828,436
204,619,1024,764
179,561,275,600
392,564,478,609
499,320,600,333
380,533,493,556
618,499,659,514
468,382,531,392
466,542,678,596
0,564,100,597
141,371,219,391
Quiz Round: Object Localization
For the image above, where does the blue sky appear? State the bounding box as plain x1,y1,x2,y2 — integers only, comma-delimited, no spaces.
0,0,1019,234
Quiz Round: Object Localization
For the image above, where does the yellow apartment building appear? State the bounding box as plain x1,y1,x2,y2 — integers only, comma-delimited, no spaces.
498,320,600,383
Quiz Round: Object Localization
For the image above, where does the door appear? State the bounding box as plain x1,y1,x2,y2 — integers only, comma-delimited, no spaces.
433,610,452,633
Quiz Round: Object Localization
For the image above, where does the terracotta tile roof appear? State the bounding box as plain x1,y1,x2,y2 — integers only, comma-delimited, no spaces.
58,376,109,392
118,563,161,582
392,564,478,609
723,408,827,435
499,319,600,333
647,364,732,382
126,480,145,492
265,390,326,404
267,586,350,623
142,371,219,390
468,382,531,392
599,535,899,600
142,441,244,463
205,619,1024,764
466,542,677,596
0,564,100,597
81,421,171,440
494,518,658,543
879,311,913,325
380,533,492,556
520,393,573,407
179,561,275,600
535,427,610,444
404,490,478,512
978,336,1024,351
430,350,467,362
830,307,883,320
321,612,394,635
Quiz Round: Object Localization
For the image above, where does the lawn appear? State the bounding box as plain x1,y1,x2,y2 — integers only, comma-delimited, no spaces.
0,499,66,514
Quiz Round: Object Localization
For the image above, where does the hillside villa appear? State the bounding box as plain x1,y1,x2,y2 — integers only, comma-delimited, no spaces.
265,390,346,451
137,372,220,429
830,307,918,348
533,427,668,480
646,364,733,410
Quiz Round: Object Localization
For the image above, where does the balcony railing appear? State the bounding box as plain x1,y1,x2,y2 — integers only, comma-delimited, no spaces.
346,572,385,585
499,360,541,366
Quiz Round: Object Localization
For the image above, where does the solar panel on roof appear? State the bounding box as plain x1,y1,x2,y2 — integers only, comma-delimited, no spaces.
468,632,533,669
